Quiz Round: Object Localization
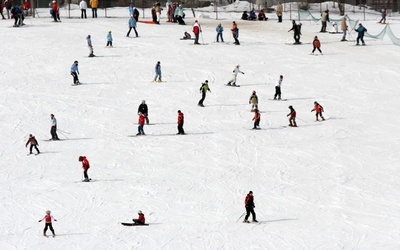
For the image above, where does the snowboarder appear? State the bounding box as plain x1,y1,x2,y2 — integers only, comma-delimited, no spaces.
38,210,57,237
127,16,138,37
86,35,95,57
287,105,297,127
137,112,146,135
193,20,201,45
106,31,113,47
276,2,283,22
227,65,244,86
252,109,260,129
288,20,301,44
79,156,90,182
153,61,162,82
138,100,149,125
79,0,87,19
341,17,348,41
320,9,329,32
311,36,322,54
70,60,80,85
133,210,146,224
177,110,184,135
25,134,40,155
182,31,191,39
249,90,258,111
198,80,211,107
355,23,367,46
311,101,325,121
216,23,224,42
379,9,386,24
243,191,257,223
274,75,283,100
50,114,59,140
231,21,240,45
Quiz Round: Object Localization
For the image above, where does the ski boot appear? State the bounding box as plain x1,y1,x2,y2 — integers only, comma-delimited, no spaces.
253,219,258,223
243,220,250,223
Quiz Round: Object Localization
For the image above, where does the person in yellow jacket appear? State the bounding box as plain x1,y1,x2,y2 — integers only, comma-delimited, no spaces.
90,0,98,18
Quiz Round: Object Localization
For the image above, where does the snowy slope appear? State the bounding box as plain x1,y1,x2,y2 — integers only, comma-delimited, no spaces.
1,2,400,249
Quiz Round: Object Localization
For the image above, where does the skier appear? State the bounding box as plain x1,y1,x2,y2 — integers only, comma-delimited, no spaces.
137,100,149,125
288,20,301,44
127,16,138,37
330,22,338,33
243,191,257,223
231,21,240,45
252,109,260,129
133,210,146,225
86,35,95,57
193,20,201,45
216,23,224,42
177,110,184,135
38,210,57,237
355,23,367,46
79,156,90,182
51,0,60,22
287,105,297,127
311,36,322,55
25,134,40,155
227,65,244,86
137,112,146,135
50,114,59,140
106,31,113,47
320,9,329,32
89,0,98,18
79,0,87,19
274,75,283,100
249,90,258,111
341,17,348,41
70,60,80,85
198,80,211,107
379,9,386,24
311,101,325,121
153,61,162,82
276,2,283,23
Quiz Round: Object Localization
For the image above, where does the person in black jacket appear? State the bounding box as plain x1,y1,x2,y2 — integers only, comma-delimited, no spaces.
138,100,149,125
243,191,257,223
288,20,302,44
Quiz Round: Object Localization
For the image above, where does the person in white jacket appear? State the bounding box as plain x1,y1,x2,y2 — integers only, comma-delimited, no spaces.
80,0,87,19
227,65,244,86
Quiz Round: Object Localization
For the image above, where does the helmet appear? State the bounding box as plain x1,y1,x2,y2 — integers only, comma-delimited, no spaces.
137,210,142,214
289,105,293,109
252,90,256,94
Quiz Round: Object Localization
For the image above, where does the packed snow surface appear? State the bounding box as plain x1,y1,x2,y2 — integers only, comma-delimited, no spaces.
1,2,400,249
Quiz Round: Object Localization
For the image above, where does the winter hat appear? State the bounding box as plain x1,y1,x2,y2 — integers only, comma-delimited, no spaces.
46,210,51,214
109,30,112,33
252,90,256,94
29,134,33,137
205,80,208,83
74,60,78,64
178,110,181,113
249,191,253,194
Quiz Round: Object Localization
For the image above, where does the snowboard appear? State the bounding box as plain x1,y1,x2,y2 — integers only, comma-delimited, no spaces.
121,222,149,226
225,84,240,87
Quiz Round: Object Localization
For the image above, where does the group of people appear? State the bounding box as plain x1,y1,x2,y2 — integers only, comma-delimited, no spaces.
241,10,268,21
78,0,99,19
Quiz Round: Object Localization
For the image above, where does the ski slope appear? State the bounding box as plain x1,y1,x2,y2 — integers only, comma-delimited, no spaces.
1,2,400,249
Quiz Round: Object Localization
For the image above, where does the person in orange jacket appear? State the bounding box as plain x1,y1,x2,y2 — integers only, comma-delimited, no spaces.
231,21,240,45
133,210,146,224
38,210,57,237
137,112,146,135
177,110,185,135
243,191,257,223
311,101,325,121
79,156,91,182
252,109,260,129
311,36,322,54
287,105,297,127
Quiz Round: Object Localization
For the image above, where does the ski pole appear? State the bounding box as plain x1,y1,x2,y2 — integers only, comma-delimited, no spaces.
58,129,70,134
297,117,307,123
236,212,245,222
57,130,69,139
200,32,204,44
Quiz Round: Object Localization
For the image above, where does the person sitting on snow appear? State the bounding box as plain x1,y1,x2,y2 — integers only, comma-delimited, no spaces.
133,210,146,224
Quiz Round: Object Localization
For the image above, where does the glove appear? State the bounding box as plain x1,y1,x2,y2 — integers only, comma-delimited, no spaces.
54,219,57,222
242,72,245,74
38,220,41,222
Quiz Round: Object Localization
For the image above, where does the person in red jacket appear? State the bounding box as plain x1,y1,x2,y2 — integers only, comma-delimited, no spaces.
79,156,91,182
252,109,260,129
192,20,201,45
311,101,325,121
311,36,322,54
243,191,257,223
133,210,146,224
177,110,184,135
38,210,57,237
137,112,146,135
26,134,40,155
287,105,297,127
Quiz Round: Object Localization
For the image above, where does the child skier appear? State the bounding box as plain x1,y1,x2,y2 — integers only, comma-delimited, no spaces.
153,61,162,82
249,90,258,111
311,36,322,55
86,35,95,57
198,80,211,107
133,210,146,224
252,109,260,129
137,112,146,135
70,60,80,85
227,65,244,86
311,101,325,121
38,210,57,237
79,156,91,182
177,110,185,135
106,31,113,47
287,105,297,127
25,134,40,155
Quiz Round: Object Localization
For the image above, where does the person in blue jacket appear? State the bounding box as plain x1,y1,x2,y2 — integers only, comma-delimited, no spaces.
153,61,162,82
71,61,80,84
216,23,224,42
106,31,113,47
127,16,138,37
355,23,367,45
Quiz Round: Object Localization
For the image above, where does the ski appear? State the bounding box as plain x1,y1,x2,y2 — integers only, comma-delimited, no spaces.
121,222,149,226
268,99,287,101
82,178,92,182
225,84,240,87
